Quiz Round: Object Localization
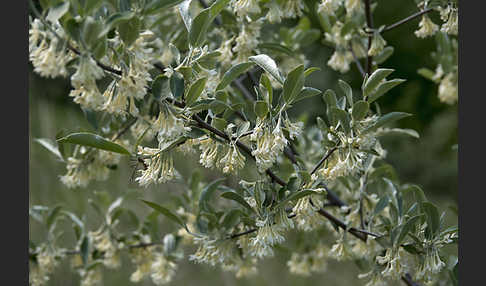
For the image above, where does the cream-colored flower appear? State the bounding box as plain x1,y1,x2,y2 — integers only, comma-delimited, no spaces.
368,32,387,57
150,252,177,285
415,15,439,38
438,72,458,105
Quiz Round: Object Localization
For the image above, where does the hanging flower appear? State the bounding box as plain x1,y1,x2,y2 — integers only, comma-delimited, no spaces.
415,15,439,38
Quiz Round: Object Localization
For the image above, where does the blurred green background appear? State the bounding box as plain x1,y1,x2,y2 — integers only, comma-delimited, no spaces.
29,1,457,285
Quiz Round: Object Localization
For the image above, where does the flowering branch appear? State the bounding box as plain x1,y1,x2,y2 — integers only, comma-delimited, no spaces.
382,8,434,33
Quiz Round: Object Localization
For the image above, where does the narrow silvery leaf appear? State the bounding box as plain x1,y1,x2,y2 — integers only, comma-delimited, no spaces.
178,0,193,32
46,1,70,23
57,132,131,155
367,79,406,103
362,112,411,134
249,54,284,84
352,100,369,121
35,138,64,161
363,68,394,97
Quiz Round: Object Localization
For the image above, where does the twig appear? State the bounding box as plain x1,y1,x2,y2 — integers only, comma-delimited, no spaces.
310,147,338,175
382,8,434,33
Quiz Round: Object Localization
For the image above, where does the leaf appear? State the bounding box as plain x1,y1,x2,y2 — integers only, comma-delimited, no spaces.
304,67,321,77
178,0,193,32
374,46,394,64
352,100,369,121
260,73,273,104
376,128,420,138
118,16,141,46
151,75,169,99
170,72,185,98
220,209,242,230
189,8,211,47
362,112,411,134
282,64,305,104
220,191,254,212
293,87,322,103
141,200,186,228
367,79,406,104
338,79,353,106
422,202,440,238
322,89,337,108
373,195,389,216
46,1,70,23
331,107,351,134
418,68,437,82
57,132,131,155
199,178,226,213
102,11,135,36
216,62,254,91
35,138,64,161
274,189,319,210
257,42,294,56
396,215,422,246
363,68,394,97
80,235,90,266
46,206,63,232
185,77,207,106
249,54,284,84
236,121,250,137
144,0,185,14
254,100,269,119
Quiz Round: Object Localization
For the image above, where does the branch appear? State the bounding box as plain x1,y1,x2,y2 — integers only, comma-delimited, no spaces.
310,147,338,175
382,8,434,33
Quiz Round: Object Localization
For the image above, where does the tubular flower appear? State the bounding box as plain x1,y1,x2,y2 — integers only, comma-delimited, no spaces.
198,136,222,169
135,147,175,187
249,218,285,258
415,15,439,38
368,32,387,57
327,50,353,73
153,109,190,144
189,236,234,266
232,0,261,18
89,229,120,269
217,144,246,174
318,0,343,15
251,117,288,172
130,243,155,283
438,72,458,104
345,0,362,15
150,252,178,285
376,248,404,280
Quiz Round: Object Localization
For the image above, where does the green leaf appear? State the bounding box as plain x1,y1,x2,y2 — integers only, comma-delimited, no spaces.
83,16,103,48
331,107,351,134
220,209,242,230
199,178,226,213
367,79,406,103
293,87,322,103
211,117,227,131
220,191,254,212
376,128,419,138
374,46,394,64
151,75,169,99
118,16,140,46
274,189,320,210
57,132,131,155
170,72,185,98
373,195,389,216
46,1,70,23
216,62,254,91
46,206,63,232
102,11,135,36
177,0,192,32
322,89,337,108
35,138,64,161
84,0,103,14
418,68,438,82
338,79,353,106
351,100,369,121
141,200,186,228
257,42,294,56
362,112,411,134
396,215,422,246
80,235,90,265
185,77,207,106
260,73,273,104
304,67,321,77
283,64,305,104
422,202,440,238
363,68,394,97
189,8,211,47
254,100,269,119
249,54,284,84
144,0,185,14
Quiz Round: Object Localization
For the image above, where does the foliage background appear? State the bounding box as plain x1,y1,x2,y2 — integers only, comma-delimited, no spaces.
29,1,457,285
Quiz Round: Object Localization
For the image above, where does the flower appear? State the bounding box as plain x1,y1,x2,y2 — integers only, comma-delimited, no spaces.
318,0,343,15
376,248,404,280
150,252,177,285
438,72,458,105
89,229,120,269
415,15,439,38
79,268,103,286
217,144,246,173
440,6,458,35
345,0,362,14
130,245,155,283
249,218,285,258
153,109,190,144
368,32,387,57
135,147,175,187
233,19,262,63
198,136,222,169
266,1,283,23
329,236,351,261
328,50,353,73
233,0,261,18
